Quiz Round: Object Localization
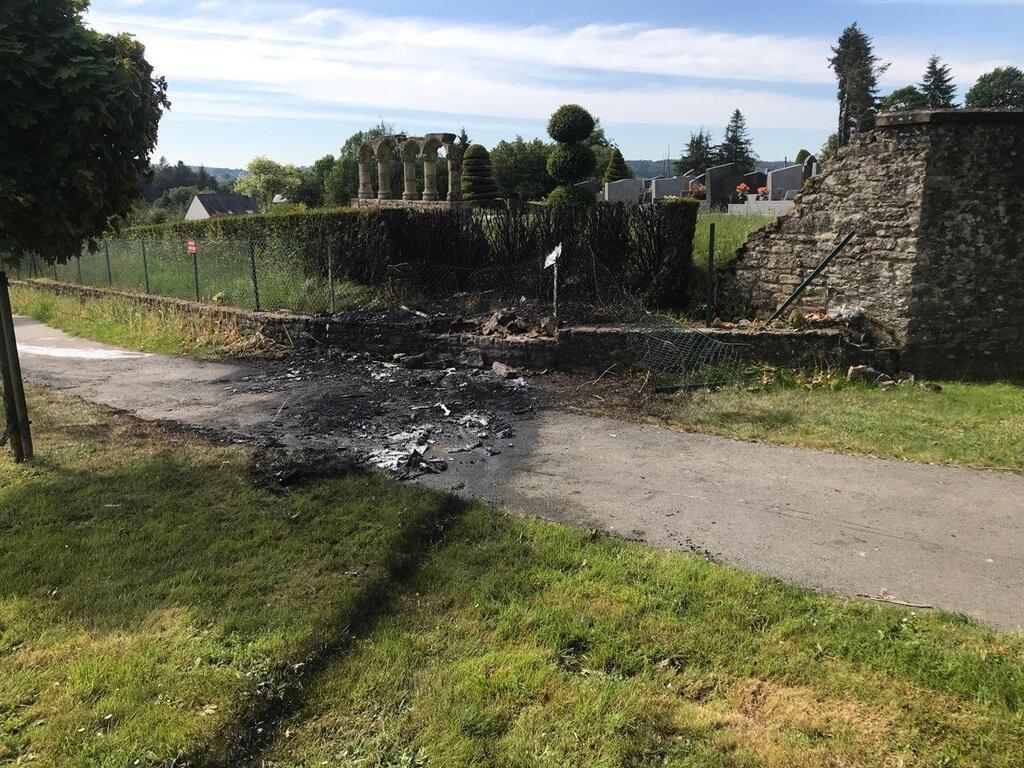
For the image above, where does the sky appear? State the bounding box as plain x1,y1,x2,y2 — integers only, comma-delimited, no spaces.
86,0,1023,168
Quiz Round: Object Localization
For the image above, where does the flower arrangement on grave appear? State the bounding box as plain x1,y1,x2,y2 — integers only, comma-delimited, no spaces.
734,182,749,203
756,186,770,201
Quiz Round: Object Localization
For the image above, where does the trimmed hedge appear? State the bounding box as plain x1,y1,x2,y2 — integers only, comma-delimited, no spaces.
547,104,596,144
119,198,700,310
546,143,597,186
461,144,500,206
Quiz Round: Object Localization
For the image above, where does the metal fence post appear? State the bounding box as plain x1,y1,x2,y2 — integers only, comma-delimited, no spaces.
327,242,336,313
248,239,261,312
76,254,82,283
104,239,113,286
52,261,58,281
141,240,150,294
192,244,201,301
705,222,715,327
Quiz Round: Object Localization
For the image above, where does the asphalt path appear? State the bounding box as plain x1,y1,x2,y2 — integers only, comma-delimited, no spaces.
15,314,1024,629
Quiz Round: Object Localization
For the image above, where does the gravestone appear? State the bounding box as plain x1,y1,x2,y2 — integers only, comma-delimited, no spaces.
802,155,819,179
743,171,767,192
705,162,746,208
767,164,804,201
651,176,687,199
604,177,645,205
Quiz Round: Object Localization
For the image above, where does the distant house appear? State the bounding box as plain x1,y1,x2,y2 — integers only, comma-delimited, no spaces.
184,193,259,221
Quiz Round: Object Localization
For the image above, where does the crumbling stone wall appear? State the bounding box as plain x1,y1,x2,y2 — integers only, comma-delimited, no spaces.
719,110,1024,377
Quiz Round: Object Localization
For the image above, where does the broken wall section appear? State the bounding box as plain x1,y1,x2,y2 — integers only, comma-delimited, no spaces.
718,110,1024,377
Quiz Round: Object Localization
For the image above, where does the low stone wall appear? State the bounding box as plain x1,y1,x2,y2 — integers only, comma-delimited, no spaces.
718,109,1024,378
15,279,891,373
726,201,794,216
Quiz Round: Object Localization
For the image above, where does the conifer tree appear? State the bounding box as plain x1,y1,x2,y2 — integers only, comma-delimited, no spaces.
920,55,957,108
829,23,890,146
716,110,756,172
675,128,715,174
604,147,632,183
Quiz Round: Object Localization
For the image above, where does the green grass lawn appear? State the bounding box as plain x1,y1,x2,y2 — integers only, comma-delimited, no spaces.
662,373,1024,471
694,213,773,270
3,389,1024,766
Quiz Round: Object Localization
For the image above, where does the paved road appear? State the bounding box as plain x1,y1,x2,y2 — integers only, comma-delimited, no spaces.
14,315,1024,630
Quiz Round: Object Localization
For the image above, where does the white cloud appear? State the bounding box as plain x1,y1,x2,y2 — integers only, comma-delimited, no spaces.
86,5,1010,133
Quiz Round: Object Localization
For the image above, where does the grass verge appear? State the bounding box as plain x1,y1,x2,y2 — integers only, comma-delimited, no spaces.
662,371,1024,471
9,284,273,358
3,388,1023,766
0,387,454,766
260,503,1024,767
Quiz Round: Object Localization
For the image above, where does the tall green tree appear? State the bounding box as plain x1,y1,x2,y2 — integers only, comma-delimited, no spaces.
0,0,168,460
675,128,715,174
234,157,302,209
880,85,928,112
490,137,555,201
828,23,889,146
966,66,1024,108
920,55,957,108
291,154,336,208
716,110,756,172
323,122,396,205
1,0,169,261
604,147,633,183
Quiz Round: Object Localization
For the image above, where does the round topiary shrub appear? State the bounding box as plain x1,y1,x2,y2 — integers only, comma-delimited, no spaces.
547,104,596,144
546,143,597,186
546,184,596,209
794,148,811,165
461,144,499,205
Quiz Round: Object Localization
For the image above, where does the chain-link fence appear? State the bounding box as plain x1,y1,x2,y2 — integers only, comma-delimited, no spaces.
14,238,355,314
12,205,743,382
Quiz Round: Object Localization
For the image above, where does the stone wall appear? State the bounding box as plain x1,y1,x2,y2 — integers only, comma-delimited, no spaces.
16,279,891,373
718,109,1024,377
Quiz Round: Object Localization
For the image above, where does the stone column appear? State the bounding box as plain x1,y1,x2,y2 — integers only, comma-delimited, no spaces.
357,161,374,199
376,157,391,199
402,158,418,201
445,145,463,203
422,148,439,201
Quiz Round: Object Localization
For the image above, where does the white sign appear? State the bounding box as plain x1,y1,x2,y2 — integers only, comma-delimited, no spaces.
544,243,562,269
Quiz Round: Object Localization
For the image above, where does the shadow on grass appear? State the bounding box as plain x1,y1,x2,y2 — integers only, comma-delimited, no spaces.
0,406,470,765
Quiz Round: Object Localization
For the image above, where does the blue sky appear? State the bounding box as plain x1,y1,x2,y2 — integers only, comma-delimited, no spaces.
87,0,1023,167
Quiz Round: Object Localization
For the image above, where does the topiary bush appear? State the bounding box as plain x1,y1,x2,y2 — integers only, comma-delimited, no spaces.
546,104,595,144
545,185,596,210
794,148,811,165
460,144,500,207
546,104,598,208
546,143,597,186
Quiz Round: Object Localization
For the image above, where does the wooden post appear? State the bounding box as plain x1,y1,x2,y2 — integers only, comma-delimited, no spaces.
0,270,32,460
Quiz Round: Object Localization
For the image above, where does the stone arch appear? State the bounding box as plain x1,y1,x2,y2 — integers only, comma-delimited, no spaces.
399,138,423,201
372,136,400,199
357,142,376,199
420,136,445,202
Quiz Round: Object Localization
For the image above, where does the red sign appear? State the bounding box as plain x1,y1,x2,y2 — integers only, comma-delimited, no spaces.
187,239,198,254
